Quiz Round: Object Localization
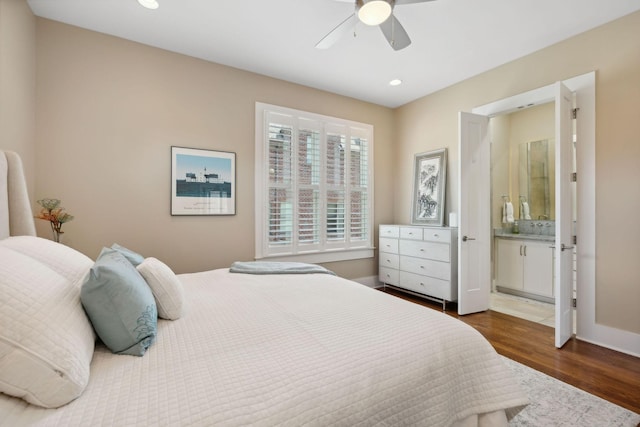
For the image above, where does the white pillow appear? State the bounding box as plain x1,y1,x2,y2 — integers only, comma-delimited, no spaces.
136,257,185,320
0,247,95,408
0,236,93,285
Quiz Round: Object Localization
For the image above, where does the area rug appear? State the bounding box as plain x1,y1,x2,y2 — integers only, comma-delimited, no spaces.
502,356,640,427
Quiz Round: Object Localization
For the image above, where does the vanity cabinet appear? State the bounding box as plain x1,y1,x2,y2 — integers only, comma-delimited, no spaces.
379,225,458,308
495,237,554,300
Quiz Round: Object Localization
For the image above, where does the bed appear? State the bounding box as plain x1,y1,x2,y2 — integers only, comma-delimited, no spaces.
0,150,527,426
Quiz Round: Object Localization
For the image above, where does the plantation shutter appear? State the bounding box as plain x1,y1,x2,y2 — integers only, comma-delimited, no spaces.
258,104,373,260
267,113,294,254
349,128,369,244
325,125,346,246
297,119,321,251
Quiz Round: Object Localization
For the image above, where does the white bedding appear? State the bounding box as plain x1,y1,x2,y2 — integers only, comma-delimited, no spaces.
0,269,527,426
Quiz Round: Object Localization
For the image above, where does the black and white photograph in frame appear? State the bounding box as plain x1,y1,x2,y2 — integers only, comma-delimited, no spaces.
412,148,447,225
171,146,236,216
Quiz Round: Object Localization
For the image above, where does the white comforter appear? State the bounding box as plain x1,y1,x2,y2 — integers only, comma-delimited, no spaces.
0,269,527,426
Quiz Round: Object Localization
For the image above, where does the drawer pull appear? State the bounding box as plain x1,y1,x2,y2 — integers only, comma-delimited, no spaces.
419,283,425,287
434,233,439,237
420,266,425,269
386,259,391,263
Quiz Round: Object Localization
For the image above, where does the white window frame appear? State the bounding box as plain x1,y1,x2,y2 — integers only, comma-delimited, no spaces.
255,102,374,263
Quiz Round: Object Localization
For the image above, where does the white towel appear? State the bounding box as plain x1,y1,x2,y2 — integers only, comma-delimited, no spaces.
505,202,514,223
521,202,531,220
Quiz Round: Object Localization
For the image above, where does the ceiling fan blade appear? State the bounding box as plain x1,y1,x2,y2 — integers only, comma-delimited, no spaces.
379,14,411,50
316,14,358,49
394,0,437,4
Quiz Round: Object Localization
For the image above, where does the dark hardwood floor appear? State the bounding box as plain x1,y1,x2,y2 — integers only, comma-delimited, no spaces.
380,288,640,415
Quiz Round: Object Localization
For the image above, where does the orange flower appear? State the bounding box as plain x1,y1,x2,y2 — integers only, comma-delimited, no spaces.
35,198,74,242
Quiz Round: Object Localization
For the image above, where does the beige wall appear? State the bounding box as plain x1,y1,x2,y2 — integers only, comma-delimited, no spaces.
0,0,36,188
33,19,395,279
395,11,640,334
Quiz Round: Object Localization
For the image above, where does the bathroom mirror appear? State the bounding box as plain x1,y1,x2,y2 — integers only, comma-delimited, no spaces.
519,139,555,220
490,101,556,225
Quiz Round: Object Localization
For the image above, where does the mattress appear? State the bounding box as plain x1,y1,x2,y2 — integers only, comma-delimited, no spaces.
0,269,527,426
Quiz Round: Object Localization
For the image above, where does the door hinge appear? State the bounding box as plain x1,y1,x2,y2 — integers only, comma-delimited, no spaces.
571,172,577,182
572,298,577,308
573,235,577,245
572,108,579,119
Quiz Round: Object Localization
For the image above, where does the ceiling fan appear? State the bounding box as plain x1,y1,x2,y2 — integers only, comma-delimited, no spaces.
316,0,436,51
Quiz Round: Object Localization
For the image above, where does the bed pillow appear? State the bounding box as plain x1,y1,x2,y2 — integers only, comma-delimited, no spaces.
81,248,157,356
136,257,185,320
0,235,92,285
110,243,145,267
0,247,95,408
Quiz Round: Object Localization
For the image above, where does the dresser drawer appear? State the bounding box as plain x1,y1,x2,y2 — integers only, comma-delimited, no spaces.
379,237,399,254
379,253,400,270
400,256,451,281
423,228,451,243
400,227,423,240
380,225,400,238
399,271,454,300
379,266,399,285
399,240,450,262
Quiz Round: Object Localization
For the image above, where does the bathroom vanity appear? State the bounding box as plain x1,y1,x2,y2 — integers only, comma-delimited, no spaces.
494,223,555,303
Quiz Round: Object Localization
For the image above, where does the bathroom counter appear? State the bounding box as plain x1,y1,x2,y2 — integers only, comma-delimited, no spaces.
493,231,555,243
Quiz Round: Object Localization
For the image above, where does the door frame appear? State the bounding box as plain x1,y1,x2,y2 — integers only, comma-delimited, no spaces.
467,71,639,356
471,72,592,343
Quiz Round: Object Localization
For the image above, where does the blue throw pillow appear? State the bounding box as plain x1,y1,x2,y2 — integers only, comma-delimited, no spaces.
110,243,145,267
81,248,157,356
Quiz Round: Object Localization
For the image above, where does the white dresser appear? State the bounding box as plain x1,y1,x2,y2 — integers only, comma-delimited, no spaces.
379,224,458,309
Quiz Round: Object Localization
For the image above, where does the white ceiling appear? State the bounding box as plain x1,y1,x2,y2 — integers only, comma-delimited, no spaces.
27,0,640,108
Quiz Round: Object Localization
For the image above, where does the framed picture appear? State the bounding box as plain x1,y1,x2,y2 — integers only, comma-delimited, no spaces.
171,146,236,216
411,148,447,226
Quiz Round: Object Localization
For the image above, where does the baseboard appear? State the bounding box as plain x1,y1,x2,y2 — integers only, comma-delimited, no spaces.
576,326,640,359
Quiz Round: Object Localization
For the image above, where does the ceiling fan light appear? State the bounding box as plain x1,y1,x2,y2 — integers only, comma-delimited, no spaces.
137,0,159,10
358,1,392,26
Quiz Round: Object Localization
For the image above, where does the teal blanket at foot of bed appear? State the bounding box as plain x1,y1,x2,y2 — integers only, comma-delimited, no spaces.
229,261,335,275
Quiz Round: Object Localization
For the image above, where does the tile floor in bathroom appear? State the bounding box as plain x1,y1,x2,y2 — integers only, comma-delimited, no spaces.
489,291,556,327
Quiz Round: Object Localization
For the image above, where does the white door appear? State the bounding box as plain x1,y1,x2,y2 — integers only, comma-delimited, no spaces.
458,112,491,315
555,82,574,348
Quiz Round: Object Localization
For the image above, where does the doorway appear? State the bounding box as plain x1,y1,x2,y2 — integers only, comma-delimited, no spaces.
460,77,587,348
489,101,562,326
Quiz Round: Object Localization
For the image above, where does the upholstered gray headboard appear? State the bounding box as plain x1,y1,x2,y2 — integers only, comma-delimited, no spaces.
0,150,36,239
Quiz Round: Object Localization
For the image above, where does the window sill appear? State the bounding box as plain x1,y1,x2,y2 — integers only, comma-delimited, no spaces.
256,248,374,264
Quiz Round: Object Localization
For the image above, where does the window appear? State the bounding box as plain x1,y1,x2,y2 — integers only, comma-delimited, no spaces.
255,103,374,262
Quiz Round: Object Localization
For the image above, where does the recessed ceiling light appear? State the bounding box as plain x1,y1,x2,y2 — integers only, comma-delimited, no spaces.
138,0,159,10
389,79,402,86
